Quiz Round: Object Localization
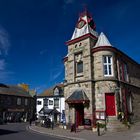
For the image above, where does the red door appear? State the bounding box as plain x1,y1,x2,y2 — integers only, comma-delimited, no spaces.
105,93,116,116
75,104,84,127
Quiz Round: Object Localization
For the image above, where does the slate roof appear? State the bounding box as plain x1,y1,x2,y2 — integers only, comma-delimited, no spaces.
94,32,112,48
0,83,31,97
66,89,89,104
39,108,60,115
38,83,64,97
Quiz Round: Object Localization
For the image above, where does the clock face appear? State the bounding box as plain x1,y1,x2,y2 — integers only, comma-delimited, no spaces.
77,20,86,29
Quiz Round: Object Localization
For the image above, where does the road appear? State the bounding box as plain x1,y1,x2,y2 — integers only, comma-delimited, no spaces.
0,123,63,140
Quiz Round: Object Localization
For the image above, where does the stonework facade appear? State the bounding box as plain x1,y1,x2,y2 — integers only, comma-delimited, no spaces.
63,10,140,130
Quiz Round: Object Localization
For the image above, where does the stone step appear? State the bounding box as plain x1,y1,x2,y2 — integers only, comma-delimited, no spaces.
106,117,128,132
107,127,128,132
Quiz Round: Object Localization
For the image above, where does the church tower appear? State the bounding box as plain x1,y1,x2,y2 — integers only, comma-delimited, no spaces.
64,10,98,128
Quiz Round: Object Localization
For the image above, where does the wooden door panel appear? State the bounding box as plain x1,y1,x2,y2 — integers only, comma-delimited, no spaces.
105,93,116,116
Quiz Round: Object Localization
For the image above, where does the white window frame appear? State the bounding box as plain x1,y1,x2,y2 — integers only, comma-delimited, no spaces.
17,98,21,105
103,56,113,76
54,99,59,108
49,100,53,105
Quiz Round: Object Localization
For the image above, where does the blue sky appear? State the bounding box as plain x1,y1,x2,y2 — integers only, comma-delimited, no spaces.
0,0,139,93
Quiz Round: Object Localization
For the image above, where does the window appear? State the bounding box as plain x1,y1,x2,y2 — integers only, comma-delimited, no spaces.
75,52,83,75
127,93,132,113
37,100,42,105
54,88,59,96
124,64,128,82
49,100,53,105
119,62,129,82
77,61,83,73
103,56,113,76
17,98,21,105
54,99,59,108
44,98,48,107
25,98,28,106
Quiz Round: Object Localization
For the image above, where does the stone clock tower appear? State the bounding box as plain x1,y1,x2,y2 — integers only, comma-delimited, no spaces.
63,8,140,131
63,10,98,128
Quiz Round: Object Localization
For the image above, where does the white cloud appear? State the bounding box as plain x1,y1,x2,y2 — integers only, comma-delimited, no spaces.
0,71,13,81
0,26,13,82
50,65,64,82
0,59,13,82
51,70,62,81
0,25,10,55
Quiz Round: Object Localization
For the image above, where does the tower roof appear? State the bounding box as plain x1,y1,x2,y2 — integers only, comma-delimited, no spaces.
94,32,112,48
71,10,98,40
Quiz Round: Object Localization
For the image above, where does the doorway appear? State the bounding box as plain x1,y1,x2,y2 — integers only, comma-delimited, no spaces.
75,104,84,127
105,93,116,116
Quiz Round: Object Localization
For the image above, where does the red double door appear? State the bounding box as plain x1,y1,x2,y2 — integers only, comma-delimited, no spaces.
105,93,116,116
75,104,84,127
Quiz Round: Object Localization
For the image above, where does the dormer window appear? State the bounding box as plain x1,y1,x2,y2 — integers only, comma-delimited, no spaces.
54,87,59,96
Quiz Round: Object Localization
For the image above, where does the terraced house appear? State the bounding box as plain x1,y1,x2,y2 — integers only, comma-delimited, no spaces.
0,83,35,123
63,10,140,131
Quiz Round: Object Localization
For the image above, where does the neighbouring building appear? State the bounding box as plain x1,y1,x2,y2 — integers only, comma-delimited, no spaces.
63,10,140,131
0,83,35,122
37,83,65,123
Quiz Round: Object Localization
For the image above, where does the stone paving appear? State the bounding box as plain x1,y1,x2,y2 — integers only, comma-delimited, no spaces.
28,123,140,140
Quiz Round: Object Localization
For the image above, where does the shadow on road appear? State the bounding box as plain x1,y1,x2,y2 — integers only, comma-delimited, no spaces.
0,129,18,135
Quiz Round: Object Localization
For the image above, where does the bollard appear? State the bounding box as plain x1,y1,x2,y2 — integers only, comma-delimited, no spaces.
97,122,100,136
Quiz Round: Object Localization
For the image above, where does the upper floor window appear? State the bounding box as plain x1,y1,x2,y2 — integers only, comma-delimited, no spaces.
37,100,42,105
54,88,59,96
75,52,83,76
44,98,48,107
54,99,59,108
119,62,129,82
49,100,53,105
103,56,113,76
17,98,21,105
77,61,83,73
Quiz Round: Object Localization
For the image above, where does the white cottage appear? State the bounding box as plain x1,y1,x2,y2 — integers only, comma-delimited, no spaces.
36,83,65,123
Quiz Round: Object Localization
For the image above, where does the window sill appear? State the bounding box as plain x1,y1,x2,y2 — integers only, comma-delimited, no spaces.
76,73,83,77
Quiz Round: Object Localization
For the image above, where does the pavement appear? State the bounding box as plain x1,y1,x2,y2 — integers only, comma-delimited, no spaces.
28,122,140,140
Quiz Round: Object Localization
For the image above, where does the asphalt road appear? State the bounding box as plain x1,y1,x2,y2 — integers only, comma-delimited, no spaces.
0,123,63,140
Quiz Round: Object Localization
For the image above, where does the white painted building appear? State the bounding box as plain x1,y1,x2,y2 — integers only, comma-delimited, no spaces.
36,83,65,123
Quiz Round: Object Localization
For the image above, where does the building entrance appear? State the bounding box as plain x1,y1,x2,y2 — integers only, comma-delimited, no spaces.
105,93,116,116
75,104,84,127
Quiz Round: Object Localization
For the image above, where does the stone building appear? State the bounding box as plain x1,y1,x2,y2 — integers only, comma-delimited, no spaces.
63,10,140,130
0,83,35,122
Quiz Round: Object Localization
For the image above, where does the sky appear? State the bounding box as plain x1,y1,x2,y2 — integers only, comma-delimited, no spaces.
0,0,139,93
